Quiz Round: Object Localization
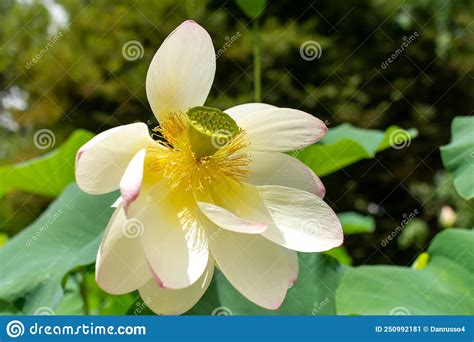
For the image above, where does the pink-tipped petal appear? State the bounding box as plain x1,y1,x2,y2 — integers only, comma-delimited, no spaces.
236,107,327,153
205,220,292,310
138,258,214,315
146,20,216,122
259,185,343,252
75,123,154,195
120,148,147,212
197,201,267,234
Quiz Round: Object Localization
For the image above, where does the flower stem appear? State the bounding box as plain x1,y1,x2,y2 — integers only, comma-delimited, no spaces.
252,19,262,102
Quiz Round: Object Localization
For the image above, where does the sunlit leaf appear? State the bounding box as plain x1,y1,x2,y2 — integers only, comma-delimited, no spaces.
397,218,429,250
338,211,375,235
336,229,474,315
0,130,94,197
324,247,352,265
0,183,116,313
440,116,474,200
296,124,418,176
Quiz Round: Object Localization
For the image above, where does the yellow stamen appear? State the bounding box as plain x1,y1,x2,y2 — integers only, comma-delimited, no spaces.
147,112,251,192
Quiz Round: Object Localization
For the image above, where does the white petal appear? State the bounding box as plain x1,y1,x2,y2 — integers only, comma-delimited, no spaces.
197,201,267,234
259,185,343,252
128,183,209,289
246,152,326,197
75,123,154,195
285,249,299,288
96,206,150,295
238,108,327,152
212,183,342,253
120,148,146,211
146,20,216,122
224,103,275,122
207,223,291,310
138,259,214,315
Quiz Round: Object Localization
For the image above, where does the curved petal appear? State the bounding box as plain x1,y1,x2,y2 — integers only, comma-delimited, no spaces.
285,249,299,288
128,183,209,289
75,123,154,195
138,258,214,315
197,201,267,234
237,108,327,153
259,185,343,252
246,152,326,197
224,103,275,122
206,221,291,310
96,205,150,295
211,182,342,253
120,148,146,212
146,20,216,122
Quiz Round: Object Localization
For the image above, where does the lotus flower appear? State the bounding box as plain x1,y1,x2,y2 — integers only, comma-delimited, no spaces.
75,20,343,314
